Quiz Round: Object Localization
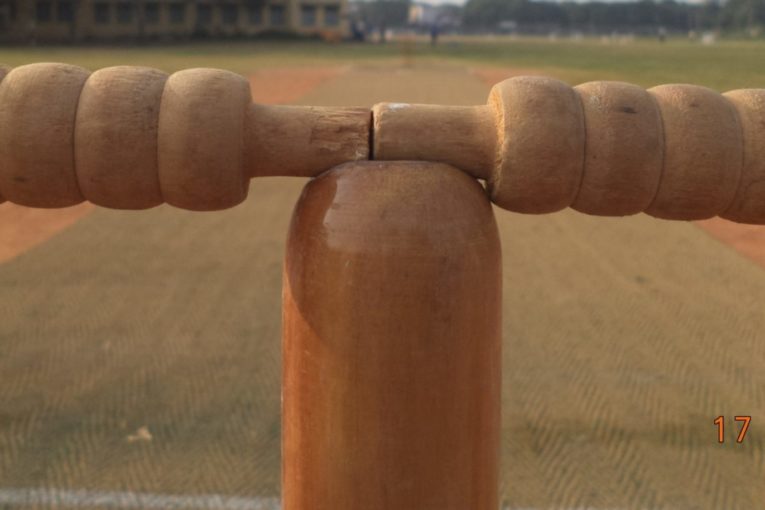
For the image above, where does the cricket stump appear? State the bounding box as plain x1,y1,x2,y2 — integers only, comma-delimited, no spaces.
282,160,502,510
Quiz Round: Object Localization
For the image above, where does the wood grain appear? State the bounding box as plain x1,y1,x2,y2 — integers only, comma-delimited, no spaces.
573,81,663,216
245,104,369,178
647,84,743,220
157,68,251,211
282,160,502,510
0,63,89,208
75,66,167,210
372,103,494,179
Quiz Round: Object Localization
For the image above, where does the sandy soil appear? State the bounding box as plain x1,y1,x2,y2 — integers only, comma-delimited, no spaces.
471,66,548,88
248,66,346,104
0,203,94,264
697,218,765,268
0,66,343,266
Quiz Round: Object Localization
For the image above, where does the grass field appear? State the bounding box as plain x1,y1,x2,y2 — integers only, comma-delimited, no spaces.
2,36,765,88
0,37,764,509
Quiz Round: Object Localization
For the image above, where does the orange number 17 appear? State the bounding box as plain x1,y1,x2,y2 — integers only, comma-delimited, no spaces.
714,415,752,443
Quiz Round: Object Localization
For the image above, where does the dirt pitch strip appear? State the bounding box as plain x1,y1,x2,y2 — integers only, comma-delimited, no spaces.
0,64,763,509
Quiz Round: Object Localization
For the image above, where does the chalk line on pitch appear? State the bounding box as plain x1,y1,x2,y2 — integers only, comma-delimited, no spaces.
0,488,279,509
0,488,643,510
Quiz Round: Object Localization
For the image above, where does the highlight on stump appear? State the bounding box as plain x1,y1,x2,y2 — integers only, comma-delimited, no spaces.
0,62,763,224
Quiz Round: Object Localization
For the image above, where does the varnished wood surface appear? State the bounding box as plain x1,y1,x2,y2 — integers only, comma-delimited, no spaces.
282,161,502,510
0,63,370,210
0,63,89,208
1,63,765,222
372,103,495,179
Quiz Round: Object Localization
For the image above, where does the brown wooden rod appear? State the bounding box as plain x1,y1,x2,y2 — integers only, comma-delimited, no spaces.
3,63,765,223
246,104,370,178
0,63,369,211
282,161,501,510
374,77,765,224
372,103,495,179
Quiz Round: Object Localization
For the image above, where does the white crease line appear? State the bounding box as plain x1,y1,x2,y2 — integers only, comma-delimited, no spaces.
0,488,279,509
0,489,647,510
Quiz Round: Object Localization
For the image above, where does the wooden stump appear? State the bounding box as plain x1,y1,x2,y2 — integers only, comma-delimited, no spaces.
282,161,502,510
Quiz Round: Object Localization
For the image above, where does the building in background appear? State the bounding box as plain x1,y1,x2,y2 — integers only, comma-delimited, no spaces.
408,2,460,31
0,0,347,43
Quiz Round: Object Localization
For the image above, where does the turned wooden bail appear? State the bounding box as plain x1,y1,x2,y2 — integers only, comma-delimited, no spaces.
0,63,89,208
372,103,495,179
282,161,502,510
158,68,252,211
0,63,370,211
646,84,743,220
76,66,167,209
3,62,765,223
371,77,765,223
573,81,663,216
246,104,370,178
488,76,585,214
722,89,765,224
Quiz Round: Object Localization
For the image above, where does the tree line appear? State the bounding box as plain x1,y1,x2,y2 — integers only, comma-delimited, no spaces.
462,0,759,34
354,0,765,35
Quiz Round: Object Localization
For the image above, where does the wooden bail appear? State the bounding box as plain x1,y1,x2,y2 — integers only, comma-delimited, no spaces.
282,161,502,510
372,103,495,179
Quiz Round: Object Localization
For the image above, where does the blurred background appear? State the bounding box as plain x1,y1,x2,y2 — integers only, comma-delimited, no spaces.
0,0,763,509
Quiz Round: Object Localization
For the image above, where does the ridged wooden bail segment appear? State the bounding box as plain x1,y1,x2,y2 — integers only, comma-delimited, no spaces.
721,89,765,224
0,63,89,208
488,76,585,214
75,66,167,209
647,84,743,220
573,81,664,216
158,68,251,211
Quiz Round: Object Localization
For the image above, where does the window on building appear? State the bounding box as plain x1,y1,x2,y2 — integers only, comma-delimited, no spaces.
323,5,339,26
36,1,52,22
94,2,109,23
247,4,262,24
116,2,133,23
57,1,74,22
221,4,237,25
269,5,284,26
197,4,211,24
300,5,315,27
0,0,15,25
144,2,159,24
169,3,185,23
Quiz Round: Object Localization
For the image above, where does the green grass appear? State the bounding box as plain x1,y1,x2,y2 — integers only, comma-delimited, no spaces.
0,40,415,75
439,36,765,90
0,36,764,90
